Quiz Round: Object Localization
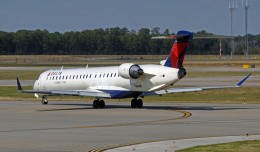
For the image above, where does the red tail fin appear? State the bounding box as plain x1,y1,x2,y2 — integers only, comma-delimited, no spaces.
164,31,193,69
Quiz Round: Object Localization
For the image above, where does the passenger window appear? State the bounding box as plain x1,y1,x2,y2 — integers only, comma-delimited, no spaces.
90,74,92,78
114,73,116,77
73,75,75,79
99,74,101,78
83,75,85,79
107,73,109,77
86,74,88,78
80,75,82,79
110,73,113,77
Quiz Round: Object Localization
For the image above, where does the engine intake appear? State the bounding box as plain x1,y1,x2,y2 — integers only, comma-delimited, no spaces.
119,63,144,79
178,68,186,79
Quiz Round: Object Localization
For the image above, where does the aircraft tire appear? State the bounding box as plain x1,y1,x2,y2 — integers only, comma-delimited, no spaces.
99,100,105,109
137,99,143,108
41,100,48,105
131,99,137,108
93,100,99,109
41,96,48,105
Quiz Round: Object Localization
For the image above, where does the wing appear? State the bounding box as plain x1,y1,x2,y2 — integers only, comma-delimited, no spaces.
141,74,252,97
16,78,111,98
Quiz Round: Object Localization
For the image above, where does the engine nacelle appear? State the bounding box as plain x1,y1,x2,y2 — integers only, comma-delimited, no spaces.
178,68,186,79
118,63,144,79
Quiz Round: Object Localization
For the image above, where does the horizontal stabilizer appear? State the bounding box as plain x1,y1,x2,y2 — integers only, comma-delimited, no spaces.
151,35,235,40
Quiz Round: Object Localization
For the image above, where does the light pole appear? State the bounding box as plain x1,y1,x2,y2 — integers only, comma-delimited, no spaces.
229,1,237,58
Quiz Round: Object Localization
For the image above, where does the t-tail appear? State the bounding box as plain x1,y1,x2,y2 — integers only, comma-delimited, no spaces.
164,30,193,69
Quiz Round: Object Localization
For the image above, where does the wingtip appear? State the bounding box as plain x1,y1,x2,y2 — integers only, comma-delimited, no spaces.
16,77,23,91
236,73,252,87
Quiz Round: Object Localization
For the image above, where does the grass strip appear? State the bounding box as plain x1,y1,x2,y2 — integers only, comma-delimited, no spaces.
0,70,44,80
1,86,259,103
0,70,259,80
177,140,260,152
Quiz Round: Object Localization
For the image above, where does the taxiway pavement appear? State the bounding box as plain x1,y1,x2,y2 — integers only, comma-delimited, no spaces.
0,101,260,152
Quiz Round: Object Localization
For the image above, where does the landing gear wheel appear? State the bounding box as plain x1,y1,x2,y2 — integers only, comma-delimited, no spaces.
131,99,137,108
131,98,143,108
137,99,143,108
99,100,105,109
93,99,106,109
93,100,99,109
41,96,48,105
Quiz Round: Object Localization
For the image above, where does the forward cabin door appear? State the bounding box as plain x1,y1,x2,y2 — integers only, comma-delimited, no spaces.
40,75,46,90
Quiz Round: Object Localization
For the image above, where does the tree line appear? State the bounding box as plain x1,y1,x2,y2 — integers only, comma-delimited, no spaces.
0,27,259,55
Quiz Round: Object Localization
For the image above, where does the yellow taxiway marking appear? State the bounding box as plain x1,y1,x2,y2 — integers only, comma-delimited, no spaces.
0,110,191,134
88,110,192,152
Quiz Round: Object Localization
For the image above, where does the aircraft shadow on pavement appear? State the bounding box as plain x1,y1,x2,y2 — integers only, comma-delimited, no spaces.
37,103,254,112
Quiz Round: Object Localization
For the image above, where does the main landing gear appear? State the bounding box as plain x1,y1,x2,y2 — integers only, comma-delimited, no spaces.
131,98,143,108
92,98,143,109
93,99,105,109
41,95,48,105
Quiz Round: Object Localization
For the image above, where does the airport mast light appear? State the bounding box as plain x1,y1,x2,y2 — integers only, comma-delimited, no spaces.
229,1,237,58
242,0,249,59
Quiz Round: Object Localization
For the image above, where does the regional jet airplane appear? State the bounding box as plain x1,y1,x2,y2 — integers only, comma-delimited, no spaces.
17,31,251,109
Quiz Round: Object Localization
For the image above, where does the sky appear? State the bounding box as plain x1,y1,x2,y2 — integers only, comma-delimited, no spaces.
0,0,259,35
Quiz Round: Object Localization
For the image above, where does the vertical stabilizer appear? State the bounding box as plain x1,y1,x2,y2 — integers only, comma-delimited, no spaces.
164,31,193,69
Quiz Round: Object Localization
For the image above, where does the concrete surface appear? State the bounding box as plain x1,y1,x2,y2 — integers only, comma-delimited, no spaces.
0,101,260,152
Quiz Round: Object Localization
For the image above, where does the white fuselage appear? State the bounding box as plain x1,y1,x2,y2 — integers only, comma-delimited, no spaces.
33,64,180,98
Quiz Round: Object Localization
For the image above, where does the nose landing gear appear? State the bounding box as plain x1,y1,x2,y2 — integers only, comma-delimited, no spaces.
41,95,48,105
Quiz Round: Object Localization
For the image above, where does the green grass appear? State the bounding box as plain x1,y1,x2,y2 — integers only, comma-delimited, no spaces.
0,55,260,67
1,86,259,103
145,87,260,103
177,140,260,152
0,70,44,80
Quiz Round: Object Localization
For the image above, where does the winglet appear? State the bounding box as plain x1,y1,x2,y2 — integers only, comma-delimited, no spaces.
17,78,23,91
236,74,252,86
